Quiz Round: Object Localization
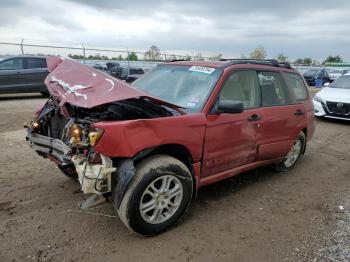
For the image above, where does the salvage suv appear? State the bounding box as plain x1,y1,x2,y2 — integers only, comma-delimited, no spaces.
26,57,315,235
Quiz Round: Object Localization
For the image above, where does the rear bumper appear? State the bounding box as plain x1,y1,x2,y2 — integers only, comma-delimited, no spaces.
26,131,72,164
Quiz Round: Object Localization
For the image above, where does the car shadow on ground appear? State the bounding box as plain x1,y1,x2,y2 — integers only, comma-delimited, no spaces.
0,93,45,100
316,116,350,125
195,165,280,203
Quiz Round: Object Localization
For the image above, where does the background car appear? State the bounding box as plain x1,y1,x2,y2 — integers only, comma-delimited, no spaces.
327,69,348,82
109,66,144,82
91,63,107,71
0,56,49,95
303,69,331,86
313,73,350,120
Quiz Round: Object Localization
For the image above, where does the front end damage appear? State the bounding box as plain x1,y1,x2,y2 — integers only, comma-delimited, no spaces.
26,95,179,198
26,57,183,204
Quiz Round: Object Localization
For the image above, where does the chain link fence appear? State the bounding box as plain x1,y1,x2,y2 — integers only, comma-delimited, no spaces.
0,40,216,71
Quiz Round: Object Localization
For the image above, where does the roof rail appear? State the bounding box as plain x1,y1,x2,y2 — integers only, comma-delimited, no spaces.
167,59,191,62
219,58,292,69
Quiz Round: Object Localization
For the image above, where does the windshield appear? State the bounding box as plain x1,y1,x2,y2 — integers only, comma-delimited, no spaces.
132,65,223,112
330,75,350,89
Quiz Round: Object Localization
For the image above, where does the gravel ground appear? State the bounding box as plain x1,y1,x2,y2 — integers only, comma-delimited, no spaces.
0,93,349,262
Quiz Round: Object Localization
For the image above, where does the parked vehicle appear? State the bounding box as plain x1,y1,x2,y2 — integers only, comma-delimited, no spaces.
0,56,49,95
327,69,348,82
109,66,144,82
26,57,315,235
303,69,331,86
91,64,107,71
313,73,350,120
125,74,142,83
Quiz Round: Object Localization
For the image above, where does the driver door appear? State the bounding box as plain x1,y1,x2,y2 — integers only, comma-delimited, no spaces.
201,70,264,177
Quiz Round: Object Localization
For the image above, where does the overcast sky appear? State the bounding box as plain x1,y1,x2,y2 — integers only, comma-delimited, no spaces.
0,0,350,61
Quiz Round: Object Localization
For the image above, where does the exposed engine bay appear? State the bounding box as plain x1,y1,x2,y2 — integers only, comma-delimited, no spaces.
26,96,178,195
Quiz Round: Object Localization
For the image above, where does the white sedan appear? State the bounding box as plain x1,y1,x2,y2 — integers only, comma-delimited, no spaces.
313,74,350,121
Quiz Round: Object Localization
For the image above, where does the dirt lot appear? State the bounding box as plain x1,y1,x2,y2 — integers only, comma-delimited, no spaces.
0,93,349,262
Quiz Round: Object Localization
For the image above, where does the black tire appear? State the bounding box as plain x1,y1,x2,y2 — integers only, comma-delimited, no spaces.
117,154,193,235
40,91,49,97
275,131,306,172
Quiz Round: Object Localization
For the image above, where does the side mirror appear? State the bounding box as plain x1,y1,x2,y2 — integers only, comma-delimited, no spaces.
323,82,330,87
216,100,244,114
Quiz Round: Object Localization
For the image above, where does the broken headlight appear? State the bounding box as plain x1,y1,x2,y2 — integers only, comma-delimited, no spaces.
69,124,83,144
88,128,104,146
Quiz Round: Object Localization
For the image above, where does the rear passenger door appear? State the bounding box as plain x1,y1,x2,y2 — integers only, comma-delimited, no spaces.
257,71,306,161
22,58,48,92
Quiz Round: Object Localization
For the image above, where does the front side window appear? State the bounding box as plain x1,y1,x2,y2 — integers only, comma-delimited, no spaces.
219,70,260,109
284,73,308,101
0,58,24,70
133,65,222,112
25,58,47,69
258,71,291,106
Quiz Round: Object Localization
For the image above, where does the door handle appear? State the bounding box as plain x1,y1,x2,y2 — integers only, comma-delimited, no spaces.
294,109,305,116
247,114,262,121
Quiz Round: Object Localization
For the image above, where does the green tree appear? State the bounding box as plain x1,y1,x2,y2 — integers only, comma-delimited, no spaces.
277,53,288,62
144,45,161,61
303,58,312,65
68,53,85,59
184,54,191,60
323,55,343,64
111,55,123,60
127,52,138,61
249,45,267,59
294,58,304,64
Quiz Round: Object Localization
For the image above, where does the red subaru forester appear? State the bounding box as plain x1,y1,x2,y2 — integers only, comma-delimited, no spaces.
26,57,315,235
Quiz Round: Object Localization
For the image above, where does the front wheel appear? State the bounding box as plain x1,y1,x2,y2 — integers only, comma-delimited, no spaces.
275,131,306,171
117,154,193,235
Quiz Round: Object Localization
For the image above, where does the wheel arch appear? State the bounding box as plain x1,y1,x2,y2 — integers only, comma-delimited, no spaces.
133,144,197,192
111,143,198,209
301,127,307,154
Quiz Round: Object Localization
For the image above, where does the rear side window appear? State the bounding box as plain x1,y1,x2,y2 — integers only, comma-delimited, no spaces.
0,58,24,70
284,73,308,101
258,71,291,106
25,58,47,69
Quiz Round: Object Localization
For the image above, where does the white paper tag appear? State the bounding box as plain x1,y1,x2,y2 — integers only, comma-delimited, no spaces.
189,66,215,74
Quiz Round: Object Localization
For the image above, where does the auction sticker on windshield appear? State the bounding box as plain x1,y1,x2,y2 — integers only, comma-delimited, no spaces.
189,66,215,74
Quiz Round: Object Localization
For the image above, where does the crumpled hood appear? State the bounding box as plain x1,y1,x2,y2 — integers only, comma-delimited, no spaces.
317,87,350,103
45,56,182,111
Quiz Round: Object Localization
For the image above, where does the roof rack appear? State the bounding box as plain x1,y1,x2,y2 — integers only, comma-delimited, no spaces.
219,58,292,69
167,59,191,62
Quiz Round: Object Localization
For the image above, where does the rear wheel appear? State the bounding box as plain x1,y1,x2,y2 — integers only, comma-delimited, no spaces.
117,154,193,235
275,131,306,171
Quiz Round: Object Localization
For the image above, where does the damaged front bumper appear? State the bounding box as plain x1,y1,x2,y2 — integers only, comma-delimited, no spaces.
26,131,72,164
26,130,116,194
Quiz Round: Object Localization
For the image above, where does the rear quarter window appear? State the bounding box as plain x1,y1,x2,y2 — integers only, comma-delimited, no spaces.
284,73,308,101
